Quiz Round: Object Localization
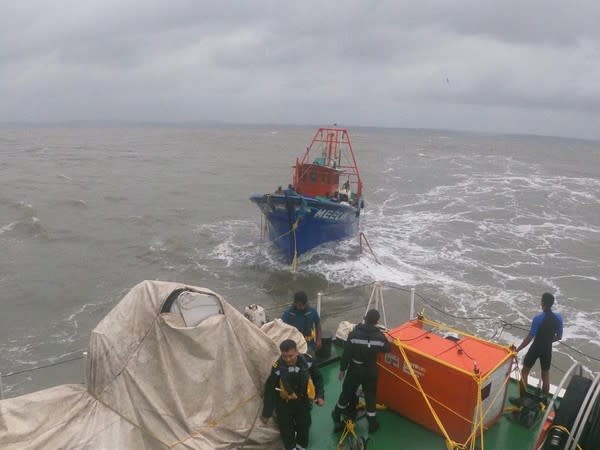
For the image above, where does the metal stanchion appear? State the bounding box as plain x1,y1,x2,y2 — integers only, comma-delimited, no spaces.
317,292,322,317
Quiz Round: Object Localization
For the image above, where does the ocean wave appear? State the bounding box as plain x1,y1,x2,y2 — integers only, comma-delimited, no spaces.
199,153,600,372
58,199,88,208
0,216,46,239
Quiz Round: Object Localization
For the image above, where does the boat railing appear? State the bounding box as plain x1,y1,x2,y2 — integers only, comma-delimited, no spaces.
312,281,600,395
3,281,598,403
534,361,583,449
0,351,87,400
314,281,504,333
567,372,600,450
317,281,417,330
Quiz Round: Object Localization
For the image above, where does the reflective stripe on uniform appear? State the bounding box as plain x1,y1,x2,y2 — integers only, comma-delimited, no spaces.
349,338,386,348
277,366,302,374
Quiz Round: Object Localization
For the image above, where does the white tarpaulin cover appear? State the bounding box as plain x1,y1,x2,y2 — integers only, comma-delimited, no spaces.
0,280,284,449
260,319,308,354
335,320,356,341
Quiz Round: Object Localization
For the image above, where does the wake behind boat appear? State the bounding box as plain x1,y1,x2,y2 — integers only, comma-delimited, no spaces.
250,127,364,264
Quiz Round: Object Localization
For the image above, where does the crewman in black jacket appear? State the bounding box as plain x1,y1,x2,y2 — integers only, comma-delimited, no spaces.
332,309,392,433
261,339,325,450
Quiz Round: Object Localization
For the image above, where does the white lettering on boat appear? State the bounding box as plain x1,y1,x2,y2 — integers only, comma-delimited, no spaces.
313,208,349,222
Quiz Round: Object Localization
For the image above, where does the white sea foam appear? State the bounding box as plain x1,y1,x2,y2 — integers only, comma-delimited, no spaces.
208,151,598,371
2,127,597,397
0,221,18,235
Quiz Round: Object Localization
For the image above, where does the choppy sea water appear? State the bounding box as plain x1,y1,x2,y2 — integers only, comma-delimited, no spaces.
1,125,599,396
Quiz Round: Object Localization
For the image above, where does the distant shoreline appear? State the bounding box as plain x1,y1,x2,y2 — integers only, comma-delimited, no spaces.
0,121,598,144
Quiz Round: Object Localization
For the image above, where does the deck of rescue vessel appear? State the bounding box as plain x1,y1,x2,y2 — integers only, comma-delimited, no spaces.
310,344,542,450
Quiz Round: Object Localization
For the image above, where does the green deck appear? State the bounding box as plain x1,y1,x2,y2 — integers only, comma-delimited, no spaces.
307,352,541,450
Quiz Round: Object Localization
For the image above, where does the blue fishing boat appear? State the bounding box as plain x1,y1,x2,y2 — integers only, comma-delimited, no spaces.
250,128,364,264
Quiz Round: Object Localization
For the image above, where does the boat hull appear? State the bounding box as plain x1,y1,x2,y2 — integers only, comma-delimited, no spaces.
250,193,360,262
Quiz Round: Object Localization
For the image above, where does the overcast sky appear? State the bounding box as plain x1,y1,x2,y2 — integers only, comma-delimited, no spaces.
2,1,600,139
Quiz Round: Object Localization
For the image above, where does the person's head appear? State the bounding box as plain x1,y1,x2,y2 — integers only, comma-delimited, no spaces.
279,339,299,365
365,309,380,325
293,291,308,310
541,292,555,310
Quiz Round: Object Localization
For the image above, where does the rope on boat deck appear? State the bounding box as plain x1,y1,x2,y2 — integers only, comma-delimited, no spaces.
166,392,262,449
336,419,363,450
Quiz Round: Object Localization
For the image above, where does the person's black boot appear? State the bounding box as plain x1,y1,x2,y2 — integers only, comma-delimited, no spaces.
367,416,380,433
332,406,341,422
332,407,344,432
509,396,523,406
346,406,357,422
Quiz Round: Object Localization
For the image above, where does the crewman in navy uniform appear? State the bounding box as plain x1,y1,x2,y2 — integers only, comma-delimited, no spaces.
281,291,322,355
332,309,392,433
261,339,325,450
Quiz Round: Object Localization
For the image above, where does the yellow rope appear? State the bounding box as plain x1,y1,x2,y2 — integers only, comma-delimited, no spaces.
337,419,359,449
269,224,294,243
391,337,461,448
457,361,516,450
475,369,484,450
91,394,171,448
547,425,583,450
258,209,302,273
420,317,515,353
387,327,515,450
167,392,260,449
376,362,475,425
261,214,269,239
290,219,299,272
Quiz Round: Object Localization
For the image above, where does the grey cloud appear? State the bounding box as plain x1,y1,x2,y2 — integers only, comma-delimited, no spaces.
1,1,600,139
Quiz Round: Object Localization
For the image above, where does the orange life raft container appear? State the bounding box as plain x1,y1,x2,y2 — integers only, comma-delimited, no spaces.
377,318,514,444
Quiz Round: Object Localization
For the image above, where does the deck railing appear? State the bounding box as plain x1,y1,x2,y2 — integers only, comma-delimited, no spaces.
1,282,597,402
0,351,87,400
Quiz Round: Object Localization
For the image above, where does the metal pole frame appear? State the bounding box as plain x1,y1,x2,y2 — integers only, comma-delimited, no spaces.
316,292,322,318
364,281,387,328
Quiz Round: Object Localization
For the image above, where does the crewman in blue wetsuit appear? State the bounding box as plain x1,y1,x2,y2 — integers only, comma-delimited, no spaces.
332,309,392,433
515,292,563,400
261,339,325,450
282,291,322,355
